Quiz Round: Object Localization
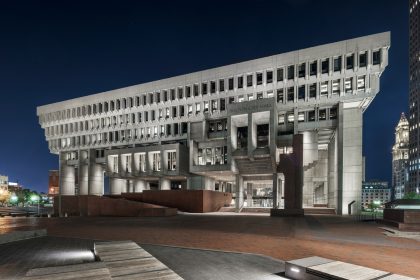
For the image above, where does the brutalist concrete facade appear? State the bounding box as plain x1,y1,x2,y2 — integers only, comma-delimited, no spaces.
37,32,390,215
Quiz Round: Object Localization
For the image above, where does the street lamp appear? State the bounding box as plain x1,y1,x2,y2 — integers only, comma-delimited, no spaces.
31,195,39,216
10,194,17,205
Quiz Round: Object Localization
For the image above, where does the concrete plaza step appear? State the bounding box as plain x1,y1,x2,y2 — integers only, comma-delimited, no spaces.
94,240,183,280
304,207,336,215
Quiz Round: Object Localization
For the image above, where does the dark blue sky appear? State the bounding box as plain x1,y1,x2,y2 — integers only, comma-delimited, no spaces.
0,0,407,193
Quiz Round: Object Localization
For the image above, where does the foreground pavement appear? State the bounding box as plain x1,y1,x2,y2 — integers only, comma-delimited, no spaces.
0,213,419,278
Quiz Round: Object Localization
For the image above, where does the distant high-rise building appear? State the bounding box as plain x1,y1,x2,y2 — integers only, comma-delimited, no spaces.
362,181,391,209
392,113,409,199
409,0,420,194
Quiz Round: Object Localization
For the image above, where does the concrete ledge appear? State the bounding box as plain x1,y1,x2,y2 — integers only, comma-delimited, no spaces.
270,209,304,217
0,229,47,244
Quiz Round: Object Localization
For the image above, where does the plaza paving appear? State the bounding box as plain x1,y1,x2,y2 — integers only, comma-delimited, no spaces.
0,213,419,278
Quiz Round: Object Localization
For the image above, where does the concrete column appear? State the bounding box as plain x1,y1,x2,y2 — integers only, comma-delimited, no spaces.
203,176,215,190
133,179,146,192
89,163,104,195
313,149,328,205
159,178,171,190
109,178,125,195
246,182,253,207
328,133,338,208
248,113,256,156
337,104,363,215
235,174,244,210
302,131,318,207
79,165,89,195
273,174,278,208
60,164,76,195
128,180,134,193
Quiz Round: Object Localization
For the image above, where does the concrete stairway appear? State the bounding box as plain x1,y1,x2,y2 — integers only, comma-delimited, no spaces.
304,207,336,215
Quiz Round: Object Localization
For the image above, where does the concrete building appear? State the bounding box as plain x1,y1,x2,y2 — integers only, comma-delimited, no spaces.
409,0,420,194
0,175,8,193
362,181,391,209
37,32,390,215
392,113,409,199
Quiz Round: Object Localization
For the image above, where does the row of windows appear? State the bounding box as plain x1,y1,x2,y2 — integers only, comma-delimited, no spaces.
109,151,176,173
40,49,382,124
278,107,337,125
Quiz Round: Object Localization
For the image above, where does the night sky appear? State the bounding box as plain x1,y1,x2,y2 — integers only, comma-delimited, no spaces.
0,0,408,193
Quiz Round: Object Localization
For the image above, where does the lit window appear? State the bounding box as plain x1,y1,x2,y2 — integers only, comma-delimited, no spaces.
332,80,340,95
345,78,353,94
320,81,328,96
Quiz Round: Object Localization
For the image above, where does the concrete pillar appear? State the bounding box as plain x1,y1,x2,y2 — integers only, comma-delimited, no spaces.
337,104,363,215
133,179,146,192
109,178,125,195
273,174,278,208
128,180,134,193
302,131,318,207
60,164,76,195
313,149,328,205
235,174,244,210
79,165,89,195
246,182,253,207
203,176,215,190
89,163,104,195
248,113,256,156
328,133,338,208
159,178,171,190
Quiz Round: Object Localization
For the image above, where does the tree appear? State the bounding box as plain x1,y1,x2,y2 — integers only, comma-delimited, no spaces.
403,192,420,199
0,190,11,206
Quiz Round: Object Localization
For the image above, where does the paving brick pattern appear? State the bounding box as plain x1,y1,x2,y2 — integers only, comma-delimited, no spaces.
2,214,420,278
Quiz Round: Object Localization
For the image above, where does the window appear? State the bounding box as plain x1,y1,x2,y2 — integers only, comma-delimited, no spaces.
287,114,295,123
287,65,295,80
298,63,305,78
266,71,273,83
309,83,317,98
332,79,340,95
334,56,342,72
229,97,235,104
171,89,176,100
308,110,315,122
186,86,191,98
202,83,208,95
247,74,253,87
220,98,226,111
139,153,146,172
228,78,234,90
210,81,216,93
346,54,354,70
206,148,213,165
277,89,284,103
310,61,317,76
330,107,338,120
345,77,353,94
219,79,225,92
194,84,199,96
373,50,381,65
179,105,185,117
198,149,204,165
125,154,132,173
167,151,176,171
238,95,244,102
211,100,218,112
112,156,118,173
298,112,305,122
267,90,274,98
287,87,294,102
248,93,254,101
319,109,327,121
321,58,329,74
156,92,161,103
298,85,305,100
238,76,243,88
203,101,209,113
188,105,193,116
357,76,365,91
359,51,367,68
196,103,201,114
257,92,263,99
152,152,161,171
278,114,285,125
172,107,177,118
320,81,328,96
163,90,168,102
257,72,263,85
178,87,184,99
277,68,284,82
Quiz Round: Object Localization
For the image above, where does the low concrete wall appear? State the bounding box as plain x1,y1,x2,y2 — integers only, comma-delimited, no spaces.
121,190,232,213
53,195,177,217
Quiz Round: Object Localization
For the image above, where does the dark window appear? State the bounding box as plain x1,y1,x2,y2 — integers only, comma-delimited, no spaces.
142,95,147,105
359,51,367,67
163,90,168,102
179,105,185,117
156,92,161,103
310,61,317,76
287,65,295,80
257,92,263,99
238,76,243,88
373,50,381,65
277,68,284,82
202,83,208,95
247,74,253,87
178,87,184,99
220,98,226,111
309,83,317,98
321,59,329,74
145,112,148,122
308,111,315,122
330,107,337,120
334,57,342,72
287,87,294,102
151,110,155,121
229,97,235,104
149,93,154,104
228,78,234,90
319,109,327,120
219,79,225,92
346,54,354,70
257,73,263,85
277,89,284,103
171,89,176,100
298,86,305,100
186,86,191,98
298,63,305,78
194,84,199,96
266,71,273,84
210,81,216,93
